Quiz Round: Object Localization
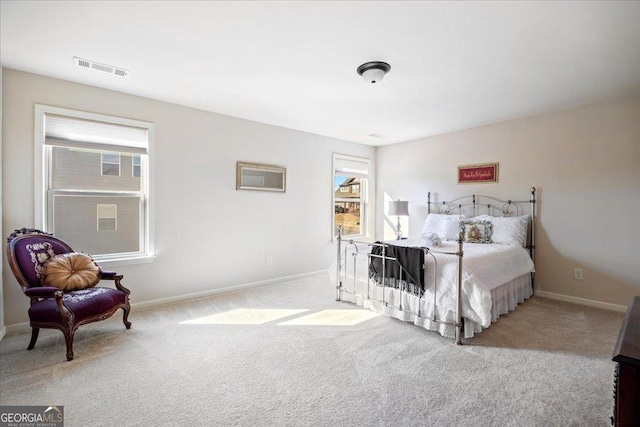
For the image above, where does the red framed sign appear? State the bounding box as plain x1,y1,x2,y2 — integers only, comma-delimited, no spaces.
458,163,499,184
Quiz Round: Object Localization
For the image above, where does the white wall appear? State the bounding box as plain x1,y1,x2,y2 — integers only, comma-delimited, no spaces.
2,69,376,327
0,65,4,339
376,96,640,306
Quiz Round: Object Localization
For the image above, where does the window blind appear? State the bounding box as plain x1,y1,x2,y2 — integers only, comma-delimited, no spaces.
334,156,369,178
44,114,148,154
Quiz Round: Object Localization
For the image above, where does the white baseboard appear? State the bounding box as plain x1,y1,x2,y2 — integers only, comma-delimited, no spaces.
131,270,325,311
6,322,31,334
536,290,627,313
0,326,6,341
4,270,327,335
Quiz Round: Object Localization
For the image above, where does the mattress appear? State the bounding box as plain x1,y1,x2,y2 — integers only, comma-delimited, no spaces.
330,239,535,338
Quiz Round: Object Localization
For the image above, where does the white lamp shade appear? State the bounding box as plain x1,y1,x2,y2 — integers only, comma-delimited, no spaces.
388,200,409,216
362,68,386,84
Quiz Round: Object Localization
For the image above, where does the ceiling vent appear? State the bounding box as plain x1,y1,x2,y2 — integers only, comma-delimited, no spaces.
74,57,129,78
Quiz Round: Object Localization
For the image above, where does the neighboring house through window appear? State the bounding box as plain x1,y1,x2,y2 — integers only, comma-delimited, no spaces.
132,154,141,178
35,105,154,263
333,154,369,237
97,204,117,231
101,152,121,176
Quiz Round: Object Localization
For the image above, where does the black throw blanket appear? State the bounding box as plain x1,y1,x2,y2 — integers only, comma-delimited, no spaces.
368,242,425,296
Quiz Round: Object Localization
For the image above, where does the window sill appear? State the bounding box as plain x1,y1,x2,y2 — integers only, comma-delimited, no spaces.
94,255,156,268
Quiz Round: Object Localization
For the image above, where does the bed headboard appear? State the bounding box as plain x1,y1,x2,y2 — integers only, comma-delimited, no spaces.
427,187,536,219
427,187,537,272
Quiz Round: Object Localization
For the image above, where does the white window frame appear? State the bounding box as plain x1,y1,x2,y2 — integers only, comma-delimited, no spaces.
332,153,369,239
101,152,121,176
35,105,155,266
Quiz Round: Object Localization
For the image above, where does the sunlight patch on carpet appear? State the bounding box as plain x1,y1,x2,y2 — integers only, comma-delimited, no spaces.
277,309,379,326
179,309,309,325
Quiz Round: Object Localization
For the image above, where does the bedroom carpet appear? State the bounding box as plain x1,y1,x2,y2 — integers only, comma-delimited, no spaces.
0,274,624,427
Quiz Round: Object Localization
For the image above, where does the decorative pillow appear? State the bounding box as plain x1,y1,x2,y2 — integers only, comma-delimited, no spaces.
41,253,101,291
420,214,465,240
474,215,528,247
459,220,493,243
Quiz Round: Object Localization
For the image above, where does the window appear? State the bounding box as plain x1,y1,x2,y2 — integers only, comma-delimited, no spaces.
97,204,117,231
35,105,154,263
333,154,369,238
132,154,141,178
101,152,121,176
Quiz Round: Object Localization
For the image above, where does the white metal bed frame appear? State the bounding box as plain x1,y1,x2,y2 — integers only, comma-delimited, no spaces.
335,187,536,345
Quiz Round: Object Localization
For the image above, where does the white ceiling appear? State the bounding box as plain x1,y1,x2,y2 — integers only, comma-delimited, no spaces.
2,1,639,146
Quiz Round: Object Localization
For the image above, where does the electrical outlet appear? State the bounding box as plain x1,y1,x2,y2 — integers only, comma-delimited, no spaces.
574,268,583,280
266,257,273,266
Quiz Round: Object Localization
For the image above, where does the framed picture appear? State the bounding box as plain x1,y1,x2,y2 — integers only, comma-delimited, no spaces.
458,163,499,184
236,162,286,192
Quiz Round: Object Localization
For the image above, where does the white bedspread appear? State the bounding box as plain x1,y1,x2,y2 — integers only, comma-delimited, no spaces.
330,239,534,329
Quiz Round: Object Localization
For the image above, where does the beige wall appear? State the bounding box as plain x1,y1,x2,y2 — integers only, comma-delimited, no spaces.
2,69,376,326
0,65,4,338
377,97,640,306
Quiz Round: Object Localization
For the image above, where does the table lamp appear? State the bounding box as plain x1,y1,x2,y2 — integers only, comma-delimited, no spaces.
388,199,409,240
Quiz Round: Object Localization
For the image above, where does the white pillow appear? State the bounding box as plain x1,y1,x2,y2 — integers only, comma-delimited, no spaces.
474,215,528,246
440,217,463,241
420,214,465,241
420,214,444,236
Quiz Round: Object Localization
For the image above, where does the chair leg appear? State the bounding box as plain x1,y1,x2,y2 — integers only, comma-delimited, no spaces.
63,329,75,361
122,305,132,329
27,328,40,350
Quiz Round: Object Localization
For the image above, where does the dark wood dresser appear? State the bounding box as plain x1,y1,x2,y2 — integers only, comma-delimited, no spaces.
612,296,640,426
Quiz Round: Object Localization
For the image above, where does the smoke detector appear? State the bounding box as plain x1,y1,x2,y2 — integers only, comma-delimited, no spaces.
74,57,129,77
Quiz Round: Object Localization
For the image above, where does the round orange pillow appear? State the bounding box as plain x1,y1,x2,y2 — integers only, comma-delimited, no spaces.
41,253,101,291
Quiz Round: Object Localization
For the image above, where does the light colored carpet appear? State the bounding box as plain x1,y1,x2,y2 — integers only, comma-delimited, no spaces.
0,274,623,426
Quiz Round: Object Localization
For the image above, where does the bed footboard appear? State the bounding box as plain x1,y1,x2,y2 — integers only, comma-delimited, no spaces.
335,226,465,345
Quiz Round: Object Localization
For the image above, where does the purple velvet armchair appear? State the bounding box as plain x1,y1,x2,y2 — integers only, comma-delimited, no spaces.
6,228,131,361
